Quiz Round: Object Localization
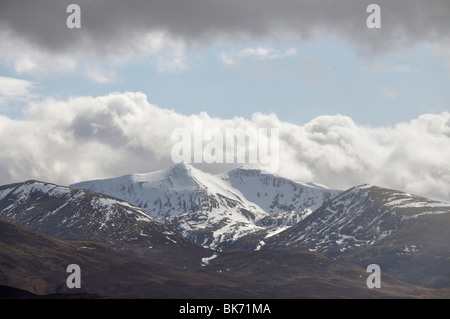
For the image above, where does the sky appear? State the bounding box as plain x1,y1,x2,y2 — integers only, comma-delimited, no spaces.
0,0,450,202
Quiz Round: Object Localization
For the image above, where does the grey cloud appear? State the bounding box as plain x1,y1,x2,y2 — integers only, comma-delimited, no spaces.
70,113,127,146
1,0,449,60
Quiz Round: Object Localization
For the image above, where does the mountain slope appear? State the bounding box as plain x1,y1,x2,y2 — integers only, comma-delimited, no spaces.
70,162,265,219
204,250,449,298
2,218,447,298
0,180,211,267
71,162,268,249
221,167,341,229
0,218,259,298
265,184,450,288
69,163,341,250
222,166,340,215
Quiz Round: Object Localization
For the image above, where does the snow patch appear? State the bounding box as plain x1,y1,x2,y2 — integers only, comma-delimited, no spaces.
201,254,218,266
255,240,265,251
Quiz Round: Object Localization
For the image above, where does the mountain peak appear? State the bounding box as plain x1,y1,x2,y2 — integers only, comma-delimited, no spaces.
173,160,192,169
226,166,264,178
355,183,373,190
164,161,198,175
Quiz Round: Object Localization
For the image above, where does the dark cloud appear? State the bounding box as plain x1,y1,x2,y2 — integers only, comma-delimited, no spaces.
1,0,449,59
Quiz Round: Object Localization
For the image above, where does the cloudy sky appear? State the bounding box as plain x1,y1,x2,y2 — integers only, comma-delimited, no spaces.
1,0,450,201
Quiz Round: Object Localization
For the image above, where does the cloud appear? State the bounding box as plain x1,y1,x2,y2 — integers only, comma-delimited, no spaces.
0,91,449,202
0,76,37,110
83,65,119,84
220,47,297,66
0,77,33,97
0,16,187,77
1,0,449,75
0,28,79,76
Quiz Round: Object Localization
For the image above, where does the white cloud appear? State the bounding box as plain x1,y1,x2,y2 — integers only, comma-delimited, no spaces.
14,57,40,75
220,47,297,66
0,77,33,97
119,31,189,73
83,65,119,84
0,92,449,203
0,76,37,111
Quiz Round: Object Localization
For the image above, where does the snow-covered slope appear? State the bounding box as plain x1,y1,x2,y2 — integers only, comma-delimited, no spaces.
71,162,264,218
263,184,450,288
0,180,195,251
266,184,450,257
70,163,343,250
71,162,269,249
222,167,340,214
221,166,341,226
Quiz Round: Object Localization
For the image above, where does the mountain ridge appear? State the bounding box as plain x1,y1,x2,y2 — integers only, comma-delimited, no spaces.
70,162,341,249
0,179,213,267
1,164,449,296
263,184,450,288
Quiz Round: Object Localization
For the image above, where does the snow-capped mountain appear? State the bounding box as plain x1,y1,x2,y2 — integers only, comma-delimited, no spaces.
70,162,341,249
2,175,449,291
71,162,269,249
71,162,265,219
264,184,450,287
266,184,450,252
0,180,210,265
221,166,341,227
222,166,340,213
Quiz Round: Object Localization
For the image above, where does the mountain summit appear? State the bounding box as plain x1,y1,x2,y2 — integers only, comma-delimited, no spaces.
70,163,340,249
71,163,267,249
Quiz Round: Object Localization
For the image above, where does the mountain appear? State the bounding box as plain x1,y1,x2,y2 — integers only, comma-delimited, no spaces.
0,180,211,267
70,163,340,249
1,175,449,297
265,184,450,288
65,164,450,290
2,218,446,299
71,162,270,249
222,166,340,214
70,162,265,220
0,218,252,298
203,250,449,299
221,166,340,228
